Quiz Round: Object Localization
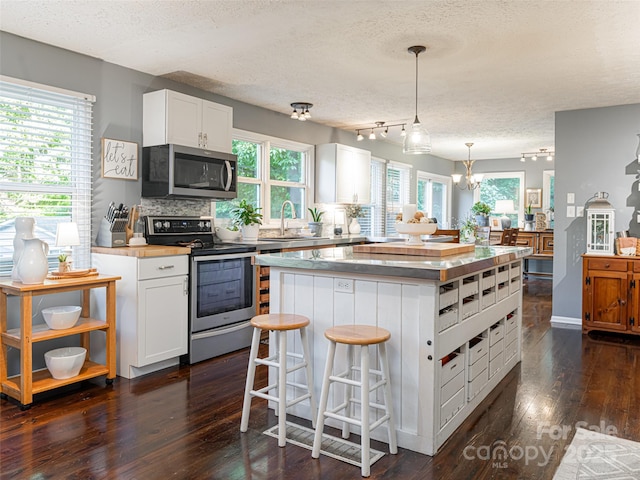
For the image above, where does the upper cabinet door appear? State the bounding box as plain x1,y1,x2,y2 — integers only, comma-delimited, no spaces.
316,143,371,204
143,89,233,152
201,100,233,153
166,91,202,148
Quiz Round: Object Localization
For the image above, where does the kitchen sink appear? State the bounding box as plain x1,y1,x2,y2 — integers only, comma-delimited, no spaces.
259,236,328,241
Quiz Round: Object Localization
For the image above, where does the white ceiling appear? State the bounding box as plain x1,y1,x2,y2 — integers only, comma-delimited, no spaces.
2,0,639,160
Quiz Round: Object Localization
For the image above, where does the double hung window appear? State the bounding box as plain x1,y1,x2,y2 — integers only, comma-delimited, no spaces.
473,171,525,226
0,77,94,276
417,171,452,227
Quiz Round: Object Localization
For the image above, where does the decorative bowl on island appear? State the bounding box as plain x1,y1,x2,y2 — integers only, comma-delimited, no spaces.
42,305,82,330
395,222,438,245
44,346,86,379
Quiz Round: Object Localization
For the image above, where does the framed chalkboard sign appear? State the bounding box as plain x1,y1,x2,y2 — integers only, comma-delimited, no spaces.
101,138,138,180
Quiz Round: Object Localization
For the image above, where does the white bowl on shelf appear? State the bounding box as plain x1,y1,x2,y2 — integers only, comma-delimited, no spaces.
44,346,86,379
41,306,82,330
395,222,438,245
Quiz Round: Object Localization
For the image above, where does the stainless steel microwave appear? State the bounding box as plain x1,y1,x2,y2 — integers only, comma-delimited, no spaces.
142,144,237,199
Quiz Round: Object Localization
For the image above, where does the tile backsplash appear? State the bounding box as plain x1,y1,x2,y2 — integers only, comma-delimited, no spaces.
140,198,212,217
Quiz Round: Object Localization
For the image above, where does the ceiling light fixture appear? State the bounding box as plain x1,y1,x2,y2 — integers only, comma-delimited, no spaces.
403,45,431,155
520,148,554,162
452,142,484,190
355,121,406,142
290,102,313,121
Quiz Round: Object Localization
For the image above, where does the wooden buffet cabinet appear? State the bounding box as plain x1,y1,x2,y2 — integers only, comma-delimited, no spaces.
490,230,553,276
582,255,640,335
0,275,120,408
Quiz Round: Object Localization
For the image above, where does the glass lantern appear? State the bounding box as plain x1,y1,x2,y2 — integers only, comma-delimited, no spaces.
586,192,615,255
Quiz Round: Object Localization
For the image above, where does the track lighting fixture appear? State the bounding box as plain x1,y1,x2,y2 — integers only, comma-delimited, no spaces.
355,121,407,142
520,148,554,162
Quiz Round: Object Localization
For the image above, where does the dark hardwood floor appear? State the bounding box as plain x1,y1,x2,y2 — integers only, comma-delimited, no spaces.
2,279,640,479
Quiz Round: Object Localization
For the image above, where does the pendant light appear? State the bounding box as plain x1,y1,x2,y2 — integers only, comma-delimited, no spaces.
403,45,432,155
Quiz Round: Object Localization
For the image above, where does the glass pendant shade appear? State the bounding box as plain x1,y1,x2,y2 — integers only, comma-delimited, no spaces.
403,117,431,154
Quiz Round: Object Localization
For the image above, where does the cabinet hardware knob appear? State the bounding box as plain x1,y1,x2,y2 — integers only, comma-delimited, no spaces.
427,355,433,360
427,340,432,346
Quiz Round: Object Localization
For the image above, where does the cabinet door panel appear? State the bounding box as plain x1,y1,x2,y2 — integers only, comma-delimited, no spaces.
138,275,188,366
201,100,232,153
166,91,201,148
586,272,628,330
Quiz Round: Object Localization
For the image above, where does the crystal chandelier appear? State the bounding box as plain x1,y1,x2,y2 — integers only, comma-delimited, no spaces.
452,143,484,190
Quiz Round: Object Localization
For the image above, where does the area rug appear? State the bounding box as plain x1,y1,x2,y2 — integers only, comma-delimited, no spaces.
263,422,384,467
553,427,640,479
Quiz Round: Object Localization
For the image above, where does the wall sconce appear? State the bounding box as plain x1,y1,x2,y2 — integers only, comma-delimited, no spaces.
290,102,312,121
452,143,484,190
520,148,554,162
356,121,406,142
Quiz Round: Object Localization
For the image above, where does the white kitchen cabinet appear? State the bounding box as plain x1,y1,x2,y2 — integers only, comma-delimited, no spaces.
315,143,371,204
92,253,189,379
143,89,233,153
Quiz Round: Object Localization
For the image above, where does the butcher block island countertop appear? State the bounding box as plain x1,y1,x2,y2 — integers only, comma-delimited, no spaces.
255,243,532,456
91,245,191,257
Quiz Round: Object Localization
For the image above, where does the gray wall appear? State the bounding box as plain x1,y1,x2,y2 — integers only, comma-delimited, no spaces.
1,31,453,236
553,103,640,321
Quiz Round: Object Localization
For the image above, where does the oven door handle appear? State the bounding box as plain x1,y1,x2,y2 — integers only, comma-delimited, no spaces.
192,251,256,262
191,320,252,340
223,160,233,191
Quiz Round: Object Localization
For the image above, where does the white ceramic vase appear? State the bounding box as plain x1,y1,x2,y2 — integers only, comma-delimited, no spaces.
349,218,361,235
241,224,260,241
17,238,49,284
12,217,35,280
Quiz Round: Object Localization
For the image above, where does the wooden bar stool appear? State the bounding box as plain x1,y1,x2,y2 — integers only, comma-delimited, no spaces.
311,325,397,477
240,313,317,447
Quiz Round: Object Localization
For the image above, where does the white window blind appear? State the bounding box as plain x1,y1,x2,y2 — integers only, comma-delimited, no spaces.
386,162,412,236
359,158,386,236
0,77,94,275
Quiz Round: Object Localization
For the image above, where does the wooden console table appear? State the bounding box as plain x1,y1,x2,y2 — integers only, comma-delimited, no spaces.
0,275,120,409
490,230,553,277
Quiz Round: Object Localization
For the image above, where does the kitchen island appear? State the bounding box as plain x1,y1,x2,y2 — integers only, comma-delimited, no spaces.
254,243,532,455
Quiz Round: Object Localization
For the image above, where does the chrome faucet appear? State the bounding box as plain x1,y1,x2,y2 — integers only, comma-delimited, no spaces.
280,200,296,236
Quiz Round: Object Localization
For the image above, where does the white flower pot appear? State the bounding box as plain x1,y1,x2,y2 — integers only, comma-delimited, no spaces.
241,224,260,241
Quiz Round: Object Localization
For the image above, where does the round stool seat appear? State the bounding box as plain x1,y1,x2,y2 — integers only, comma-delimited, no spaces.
325,324,391,345
250,313,310,331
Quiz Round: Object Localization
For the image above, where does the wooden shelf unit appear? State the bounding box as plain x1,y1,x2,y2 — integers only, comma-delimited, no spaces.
0,275,120,408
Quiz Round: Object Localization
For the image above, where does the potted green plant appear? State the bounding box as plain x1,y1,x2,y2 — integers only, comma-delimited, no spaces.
459,216,478,244
525,202,535,221
308,207,325,237
230,199,263,241
471,201,491,227
57,253,70,273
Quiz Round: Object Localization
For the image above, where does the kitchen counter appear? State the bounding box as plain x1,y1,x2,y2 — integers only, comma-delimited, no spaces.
91,245,191,257
255,244,533,281
259,243,530,455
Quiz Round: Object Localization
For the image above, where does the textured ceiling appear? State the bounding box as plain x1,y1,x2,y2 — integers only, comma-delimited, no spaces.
2,0,639,160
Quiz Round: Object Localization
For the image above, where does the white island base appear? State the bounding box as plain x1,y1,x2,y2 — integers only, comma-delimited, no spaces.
265,259,522,455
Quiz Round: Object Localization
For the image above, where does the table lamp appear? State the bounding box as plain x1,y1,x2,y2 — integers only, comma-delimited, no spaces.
494,200,515,229
55,222,80,268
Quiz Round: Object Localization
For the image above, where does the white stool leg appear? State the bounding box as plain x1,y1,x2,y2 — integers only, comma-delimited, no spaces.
299,326,318,427
342,344,353,439
240,327,262,432
312,340,336,459
360,344,370,477
379,342,397,454
277,330,288,447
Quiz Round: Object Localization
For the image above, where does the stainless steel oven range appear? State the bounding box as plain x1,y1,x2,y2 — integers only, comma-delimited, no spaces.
144,215,256,364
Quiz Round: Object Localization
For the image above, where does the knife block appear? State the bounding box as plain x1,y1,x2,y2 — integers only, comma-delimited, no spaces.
96,217,127,247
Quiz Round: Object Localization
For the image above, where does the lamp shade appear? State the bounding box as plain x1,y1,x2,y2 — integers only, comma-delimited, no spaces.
55,222,80,247
494,200,515,214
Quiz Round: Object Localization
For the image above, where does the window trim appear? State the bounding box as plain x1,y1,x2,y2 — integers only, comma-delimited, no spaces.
228,129,314,228
473,171,526,223
417,170,452,228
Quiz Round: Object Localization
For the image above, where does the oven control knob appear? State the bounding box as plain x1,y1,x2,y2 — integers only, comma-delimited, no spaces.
205,221,211,229
154,221,163,230
163,221,171,229
198,221,204,229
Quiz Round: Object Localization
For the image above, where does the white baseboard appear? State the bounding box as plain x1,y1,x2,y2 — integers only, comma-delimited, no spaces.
550,315,582,329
